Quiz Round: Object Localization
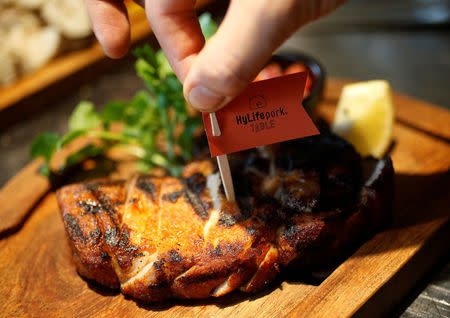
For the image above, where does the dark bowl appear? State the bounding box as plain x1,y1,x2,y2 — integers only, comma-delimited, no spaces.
268,52,326,115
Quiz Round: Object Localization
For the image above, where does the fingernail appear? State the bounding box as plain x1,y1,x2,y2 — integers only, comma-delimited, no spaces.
187,86,225,111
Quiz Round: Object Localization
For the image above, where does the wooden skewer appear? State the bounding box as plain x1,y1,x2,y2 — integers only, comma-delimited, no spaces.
210,113,236,202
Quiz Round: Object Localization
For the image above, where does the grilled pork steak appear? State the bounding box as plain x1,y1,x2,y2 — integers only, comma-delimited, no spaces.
57,130,393,301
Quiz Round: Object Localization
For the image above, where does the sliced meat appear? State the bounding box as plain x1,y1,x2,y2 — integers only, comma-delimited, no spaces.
56,130,393,301
58,182,120,288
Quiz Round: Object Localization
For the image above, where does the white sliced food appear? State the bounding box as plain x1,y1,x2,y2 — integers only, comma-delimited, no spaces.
0,48,18,86
1,8,41,59
41,0,92,39
0,8,40,33
19,26,61,73
0,8,46,76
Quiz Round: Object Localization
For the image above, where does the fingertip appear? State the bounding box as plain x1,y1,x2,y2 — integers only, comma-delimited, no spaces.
86,0,131,58
185,85,229,112
182,46,249,112
145,0,204,81
97,22,131,59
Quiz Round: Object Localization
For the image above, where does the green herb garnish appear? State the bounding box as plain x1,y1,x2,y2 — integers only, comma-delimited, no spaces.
30,13,218,178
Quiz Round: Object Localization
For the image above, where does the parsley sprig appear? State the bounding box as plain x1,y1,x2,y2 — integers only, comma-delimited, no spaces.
30,13,218,178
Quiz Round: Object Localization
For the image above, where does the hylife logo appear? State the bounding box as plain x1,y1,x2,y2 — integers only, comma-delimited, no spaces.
249,95,267,110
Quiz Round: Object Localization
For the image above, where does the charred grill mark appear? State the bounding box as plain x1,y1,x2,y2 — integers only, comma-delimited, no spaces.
104,227,119,247
217,197,254,228
128,198,138,204
162,191,183,203
183,186,210,220
280,216,325,253
154,259,165,270
84,180,140,270
246,226,258,236
218,212,237,227
101,252,110,260
213,245,222,256
89,228,102,243
83,184,122,254
85,185,118,218
169,250,183,263
98,224,138,270
152,173,210,219
81,182,123,233
77,201,101,215
180,172,211,220
136,177,157,201
119,229,130,247
275,174,321,214
184,173,206,194
118,226,138,254
64,214,85,243
281,224,300,242
282,196,318,214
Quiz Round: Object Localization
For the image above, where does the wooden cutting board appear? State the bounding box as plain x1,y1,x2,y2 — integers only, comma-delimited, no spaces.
0,79,448,318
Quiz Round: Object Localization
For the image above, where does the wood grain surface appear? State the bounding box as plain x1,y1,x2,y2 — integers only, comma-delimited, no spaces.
0,159,49,236
0,79,448,317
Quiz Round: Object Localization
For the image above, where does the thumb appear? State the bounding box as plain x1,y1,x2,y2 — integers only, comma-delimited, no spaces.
183,0,346,112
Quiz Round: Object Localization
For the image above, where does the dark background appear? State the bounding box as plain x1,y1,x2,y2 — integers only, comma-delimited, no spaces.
0,0,448,316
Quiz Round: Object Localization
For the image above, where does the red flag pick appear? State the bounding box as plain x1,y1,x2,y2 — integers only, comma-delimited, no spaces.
202,72,319,201
203,72,319,157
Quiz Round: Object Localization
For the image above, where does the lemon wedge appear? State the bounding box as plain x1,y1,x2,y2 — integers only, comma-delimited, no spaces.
332,80,394,158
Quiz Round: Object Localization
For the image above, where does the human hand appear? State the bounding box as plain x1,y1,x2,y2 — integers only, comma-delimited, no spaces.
86,0,346,111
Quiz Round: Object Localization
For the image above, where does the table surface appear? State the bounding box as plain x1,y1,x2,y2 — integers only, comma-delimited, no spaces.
0,0,448,316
